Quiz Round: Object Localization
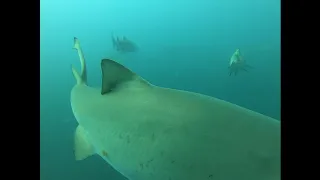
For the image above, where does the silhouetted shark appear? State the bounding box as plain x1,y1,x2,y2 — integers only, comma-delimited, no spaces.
112,34,138,53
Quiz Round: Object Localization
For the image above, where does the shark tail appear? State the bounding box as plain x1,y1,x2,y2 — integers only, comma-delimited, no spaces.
72,37,87,85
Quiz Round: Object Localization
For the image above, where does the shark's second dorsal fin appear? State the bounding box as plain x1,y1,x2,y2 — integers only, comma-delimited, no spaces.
100,59,151,95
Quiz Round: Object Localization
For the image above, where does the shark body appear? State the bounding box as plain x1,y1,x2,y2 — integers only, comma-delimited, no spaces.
228,49,253,76
71,37,280,180
112,34,138,53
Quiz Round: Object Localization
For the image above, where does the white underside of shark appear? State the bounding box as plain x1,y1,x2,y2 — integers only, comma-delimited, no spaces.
70,37,280,180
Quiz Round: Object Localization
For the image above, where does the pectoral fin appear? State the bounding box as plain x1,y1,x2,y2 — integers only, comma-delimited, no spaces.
245,64,253,69
74,125,95,161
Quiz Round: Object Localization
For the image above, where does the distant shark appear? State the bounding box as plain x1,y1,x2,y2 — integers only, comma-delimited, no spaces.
112,34,138,53
71,37,280,180
228,49,253,76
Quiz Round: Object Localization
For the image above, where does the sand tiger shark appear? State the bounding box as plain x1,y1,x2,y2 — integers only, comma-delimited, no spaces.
112,34,138,53
228,49,253,76
71,37,280,180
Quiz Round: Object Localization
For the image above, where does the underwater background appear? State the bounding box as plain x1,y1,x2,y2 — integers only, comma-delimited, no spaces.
40,0,280,179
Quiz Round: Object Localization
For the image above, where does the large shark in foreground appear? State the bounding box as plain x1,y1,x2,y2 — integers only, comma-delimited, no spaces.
71,37,280,180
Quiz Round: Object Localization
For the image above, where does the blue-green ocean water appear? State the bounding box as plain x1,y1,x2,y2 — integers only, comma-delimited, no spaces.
40,0,280,179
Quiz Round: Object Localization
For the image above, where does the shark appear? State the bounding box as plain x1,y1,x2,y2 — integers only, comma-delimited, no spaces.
71,37,280,180
112,34,138,53
228,49,253,76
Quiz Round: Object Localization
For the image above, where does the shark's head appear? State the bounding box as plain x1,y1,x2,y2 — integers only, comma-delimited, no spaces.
235,48,240,55
229,49,239,66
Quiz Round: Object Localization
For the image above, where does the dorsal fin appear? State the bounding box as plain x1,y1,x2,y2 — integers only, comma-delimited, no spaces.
100,59,150,95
